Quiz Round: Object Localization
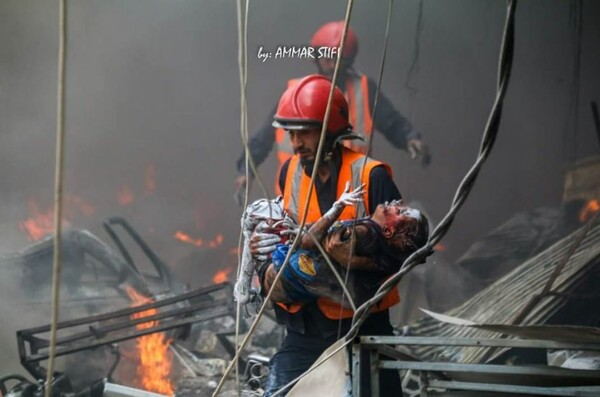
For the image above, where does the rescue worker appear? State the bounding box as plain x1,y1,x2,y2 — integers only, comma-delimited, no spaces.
251,74,403,396
235,20,430,198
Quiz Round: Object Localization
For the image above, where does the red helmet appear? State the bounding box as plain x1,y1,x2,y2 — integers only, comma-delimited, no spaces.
272,74,351,135
310,21,358,59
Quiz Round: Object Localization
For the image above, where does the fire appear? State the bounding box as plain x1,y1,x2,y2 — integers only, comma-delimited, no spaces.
19,195,94,241
125,287,174,396
579,199,600,223
145,165,157,196
118,185,135,206
212,267,233,284
208,234,224,248
173,231,224,248
174,231,203,247
67,195,95,216
19,200,59,241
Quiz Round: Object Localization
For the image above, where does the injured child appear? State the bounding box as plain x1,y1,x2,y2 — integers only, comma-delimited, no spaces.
233,183,429,309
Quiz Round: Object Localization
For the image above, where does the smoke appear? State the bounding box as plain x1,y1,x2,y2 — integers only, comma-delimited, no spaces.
1,0,600,382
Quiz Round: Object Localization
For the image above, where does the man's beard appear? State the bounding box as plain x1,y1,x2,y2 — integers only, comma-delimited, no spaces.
299,157,316,175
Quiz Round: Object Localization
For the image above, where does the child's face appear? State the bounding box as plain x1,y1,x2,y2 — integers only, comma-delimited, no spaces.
371,201,421,240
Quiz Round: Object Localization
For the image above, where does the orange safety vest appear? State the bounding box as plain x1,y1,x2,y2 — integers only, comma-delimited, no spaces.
278,147,400,319
274,74,374,167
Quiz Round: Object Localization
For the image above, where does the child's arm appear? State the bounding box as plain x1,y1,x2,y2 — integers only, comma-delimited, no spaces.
299,182,365,250
325,228,379,270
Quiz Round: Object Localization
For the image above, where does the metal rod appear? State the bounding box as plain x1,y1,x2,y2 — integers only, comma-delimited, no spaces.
359,336,600,351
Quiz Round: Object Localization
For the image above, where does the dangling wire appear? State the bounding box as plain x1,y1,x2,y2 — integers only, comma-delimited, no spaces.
267,1,519,393
234,0,250,395
212,1,357,394
45,1,67,396
337,0,395,338
348,0,518,338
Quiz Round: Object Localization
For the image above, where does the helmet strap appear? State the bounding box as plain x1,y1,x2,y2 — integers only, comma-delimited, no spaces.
332,132,364,148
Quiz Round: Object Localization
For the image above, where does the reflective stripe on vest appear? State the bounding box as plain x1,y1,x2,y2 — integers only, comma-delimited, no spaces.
345,74,373,152
274,75,374,166
279,147,400,318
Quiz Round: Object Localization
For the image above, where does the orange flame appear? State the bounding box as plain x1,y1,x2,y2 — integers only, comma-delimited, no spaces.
66,195,95,216
212,267,233,284
174,231,224,248
174,231,204,247
125,287,174,396
19,200,56,241
145,165,157,196
118,185,135,206
579,199,600,223
18,196,95,241
434,243,447,252
208,234,224,248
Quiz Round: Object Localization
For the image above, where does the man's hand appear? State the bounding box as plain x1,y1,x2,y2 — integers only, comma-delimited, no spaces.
234,175,252,206
262,263,290,302
407,139,431,167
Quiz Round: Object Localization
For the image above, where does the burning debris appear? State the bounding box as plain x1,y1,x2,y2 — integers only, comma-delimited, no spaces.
2,215,281,397
173,231,224,249
126,287,175,395
19,196,95,241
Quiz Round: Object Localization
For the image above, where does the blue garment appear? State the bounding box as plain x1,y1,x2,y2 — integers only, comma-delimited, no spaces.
272,244,321,302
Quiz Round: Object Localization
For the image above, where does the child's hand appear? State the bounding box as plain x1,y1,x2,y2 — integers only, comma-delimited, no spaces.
335,182,365,208
249,221,281,261
273,217,301,240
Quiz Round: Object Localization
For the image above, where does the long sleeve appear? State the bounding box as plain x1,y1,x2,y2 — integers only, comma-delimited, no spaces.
236,104,279,175
367,77,421,150
367,165,402,214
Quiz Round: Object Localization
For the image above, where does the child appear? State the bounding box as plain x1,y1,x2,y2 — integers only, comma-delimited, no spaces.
234,183,429,309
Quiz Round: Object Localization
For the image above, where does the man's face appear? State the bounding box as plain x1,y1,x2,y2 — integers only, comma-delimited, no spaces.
316,58,337,79
371,201,420,239
288,129,321,167
316,57,352,80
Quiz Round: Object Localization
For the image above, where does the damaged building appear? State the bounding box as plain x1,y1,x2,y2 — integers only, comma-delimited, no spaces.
1,1,599,397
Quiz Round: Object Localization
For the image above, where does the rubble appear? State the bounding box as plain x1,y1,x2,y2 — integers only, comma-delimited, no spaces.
404,220,600,364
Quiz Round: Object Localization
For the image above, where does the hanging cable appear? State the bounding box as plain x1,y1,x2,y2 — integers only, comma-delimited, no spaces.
348,0,518,338
269,1,518,394
337,0,395,337
45,1,67,396
234,0,251,395
224,0,517,393
212,1,356,394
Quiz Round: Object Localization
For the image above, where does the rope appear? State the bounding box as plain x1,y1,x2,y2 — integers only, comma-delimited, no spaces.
226,0,517,393
45,1,67,396
235,1,251,395
347,0,518,339
249,0,517,392
212,1,356,394
338,0,394,337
